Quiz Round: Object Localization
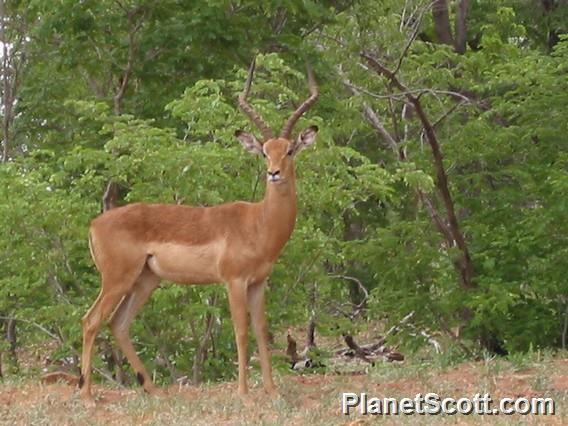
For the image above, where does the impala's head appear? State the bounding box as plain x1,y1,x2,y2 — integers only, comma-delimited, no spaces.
235,57,319,184
235,127,318,184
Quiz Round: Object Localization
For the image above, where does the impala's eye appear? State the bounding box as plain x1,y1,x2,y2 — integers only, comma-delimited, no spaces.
287,149,293,156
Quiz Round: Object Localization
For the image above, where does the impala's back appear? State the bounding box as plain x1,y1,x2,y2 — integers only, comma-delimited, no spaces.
89,201,267,286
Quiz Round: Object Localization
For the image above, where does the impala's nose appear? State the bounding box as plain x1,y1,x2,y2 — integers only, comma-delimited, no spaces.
267,170,281,182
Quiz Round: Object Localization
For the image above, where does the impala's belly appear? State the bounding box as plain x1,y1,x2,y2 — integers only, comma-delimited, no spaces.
146,242,223,284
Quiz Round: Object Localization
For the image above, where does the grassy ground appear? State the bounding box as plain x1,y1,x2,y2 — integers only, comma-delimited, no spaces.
1,353,567,425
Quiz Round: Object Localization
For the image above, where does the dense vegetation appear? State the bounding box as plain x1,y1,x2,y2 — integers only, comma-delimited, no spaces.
1,0,567,385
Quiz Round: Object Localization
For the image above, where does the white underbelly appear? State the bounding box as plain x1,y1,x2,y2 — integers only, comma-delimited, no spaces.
146,242,222,284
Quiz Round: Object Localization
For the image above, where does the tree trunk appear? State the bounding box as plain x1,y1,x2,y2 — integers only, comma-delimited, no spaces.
540,0,561,50
432,0,454,46
0,1,26,163
102,180,121,211
0,0,12,162
454,0,469,54
6,319,18,369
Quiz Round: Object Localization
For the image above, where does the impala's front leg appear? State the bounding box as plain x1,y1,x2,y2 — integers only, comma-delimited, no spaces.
248,281,277,397
227,280,249,395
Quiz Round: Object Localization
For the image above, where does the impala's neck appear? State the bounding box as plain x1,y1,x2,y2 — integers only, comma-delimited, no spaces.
259,169,297,260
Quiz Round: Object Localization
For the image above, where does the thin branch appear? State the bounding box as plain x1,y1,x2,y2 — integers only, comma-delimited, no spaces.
0,316,61,343
385,311,415,337
418,192,454,243
347,80,474,105
393,2,429,75
432,100,467,129
340,70,401,156
113,8,145,115
343,70,458,246
362,51,475,289
192,293,219,384
329,274,369,310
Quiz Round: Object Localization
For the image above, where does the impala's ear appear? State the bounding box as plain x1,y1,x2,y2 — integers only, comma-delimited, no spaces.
235,130,264,156
293,125,318,156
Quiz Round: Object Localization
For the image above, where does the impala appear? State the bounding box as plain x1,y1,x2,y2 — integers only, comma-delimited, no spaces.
79,57,319,406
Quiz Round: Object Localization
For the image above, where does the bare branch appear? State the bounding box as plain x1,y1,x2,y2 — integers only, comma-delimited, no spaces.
393,2,430,75
346,77,474,105
192,294,219,384
0,316,61,343
343,69,458,253
329,274,369,308
341,75,399,154
418,192,454,243
343,335,374,364
286,332,299,363
113,7,145,115
385,311,415,337
362,51,475,289
432,100,467,129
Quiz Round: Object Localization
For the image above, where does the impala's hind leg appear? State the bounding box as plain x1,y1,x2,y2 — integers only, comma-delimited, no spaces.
80,256,145,407
109,267,160,395
80,286,128,406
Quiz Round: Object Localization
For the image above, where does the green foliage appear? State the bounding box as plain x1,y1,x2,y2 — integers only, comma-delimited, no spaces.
2,0,568,387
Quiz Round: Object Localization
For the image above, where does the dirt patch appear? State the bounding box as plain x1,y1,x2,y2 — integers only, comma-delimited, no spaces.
552,374,568,392
1,358,566,425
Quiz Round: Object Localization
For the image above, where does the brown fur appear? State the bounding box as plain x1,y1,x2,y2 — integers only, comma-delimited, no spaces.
79,134,317,406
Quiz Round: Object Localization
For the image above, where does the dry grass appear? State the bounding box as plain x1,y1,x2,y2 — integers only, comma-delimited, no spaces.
1,354,567,425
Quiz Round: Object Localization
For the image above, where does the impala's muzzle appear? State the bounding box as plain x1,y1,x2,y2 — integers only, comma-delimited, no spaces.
267,170,281,183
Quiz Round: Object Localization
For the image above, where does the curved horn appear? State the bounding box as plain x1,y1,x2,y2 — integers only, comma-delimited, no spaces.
237,56,274,141
280,64,319,139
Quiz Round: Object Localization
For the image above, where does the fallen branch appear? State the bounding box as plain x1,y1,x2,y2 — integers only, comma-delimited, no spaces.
339,335,404,363
287,325,405,372
385,311,415,337
286,332,299,364
343,334,375,364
